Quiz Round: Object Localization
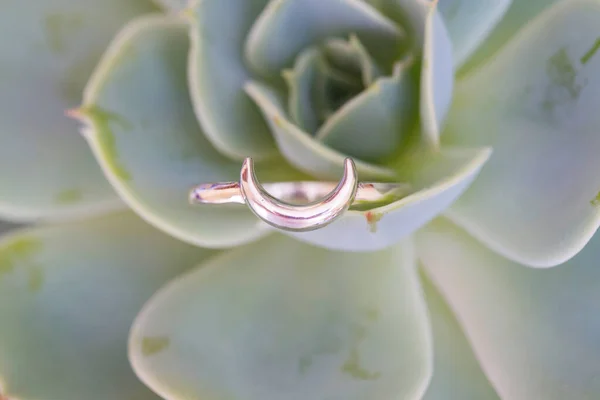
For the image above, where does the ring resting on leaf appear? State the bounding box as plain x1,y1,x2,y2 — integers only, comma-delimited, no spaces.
189,158,405,232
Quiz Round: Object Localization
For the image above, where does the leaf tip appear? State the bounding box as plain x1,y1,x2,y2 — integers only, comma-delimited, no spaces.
365,211,384,233
65,107,84,120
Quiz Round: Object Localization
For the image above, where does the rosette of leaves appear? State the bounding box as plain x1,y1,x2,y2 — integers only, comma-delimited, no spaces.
1,0,600,399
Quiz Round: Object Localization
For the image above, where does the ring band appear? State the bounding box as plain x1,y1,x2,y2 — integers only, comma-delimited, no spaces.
189,157,406,232
189,181,405,206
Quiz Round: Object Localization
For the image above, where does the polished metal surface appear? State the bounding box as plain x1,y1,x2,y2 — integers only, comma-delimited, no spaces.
189,181,404,206
240,157,357,231
189,157,405,232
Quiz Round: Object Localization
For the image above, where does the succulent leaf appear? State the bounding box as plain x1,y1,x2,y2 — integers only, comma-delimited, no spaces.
245,0,405,77
130,235,432,400
418,218,600,399
0,212,217,400
420,272,500,400
366,0,454,150
284,48,323,133
419,2,453,150
444,0,600,267
364,0,430,47
153,0,188,11
316,61,418,161
82,16,298,249
187,0,278,160
283,147,491,251
348,35,385,86
0,0,156,221
315,36,384,86
463,0,563,74
437,0,512,68
321,38,366,82
245,81,398,180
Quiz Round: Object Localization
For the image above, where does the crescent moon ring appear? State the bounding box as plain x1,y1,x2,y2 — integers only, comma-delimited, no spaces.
189,158,406,232
240,157,357,232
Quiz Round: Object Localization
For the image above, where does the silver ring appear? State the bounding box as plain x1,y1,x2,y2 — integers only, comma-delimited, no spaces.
189,158,407,232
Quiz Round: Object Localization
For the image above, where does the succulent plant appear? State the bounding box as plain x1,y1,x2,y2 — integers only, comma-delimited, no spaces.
1,0,600,399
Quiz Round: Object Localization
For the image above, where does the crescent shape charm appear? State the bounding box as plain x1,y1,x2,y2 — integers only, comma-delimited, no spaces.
240,157,358,232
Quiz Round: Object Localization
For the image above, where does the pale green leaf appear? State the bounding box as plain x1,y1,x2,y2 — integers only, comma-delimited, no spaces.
284,40,381,135
420,272,500,400
438,0,511,68
283,48,323,134
313,58,365,124
153,0,188,11
245,81,397,180
316,61,417,161
130,235,432,400
0,212,217,400
245,0,404,77
348,35,384,86
81,16,290,248
285,147,491,251
444,0,600,267
418,218,600,400
321,36,383,86
365,0,430,47
322,38,363,79
419,2,453,149
462,0,562,74
0,0,156,221
366,0,453,149
187,0,277,160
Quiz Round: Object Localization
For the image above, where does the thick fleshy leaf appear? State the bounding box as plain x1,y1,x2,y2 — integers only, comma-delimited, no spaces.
365,0,430,46
0,212,217,400
438,0,511,68
367,0,453,148
420,272,500,400
315,63,364,123
0,0,156,221
419,2,453,149
463,0,562,74
444,0,600,267
283,43,376,135
321,36,383,86
245,81,397,180
187,0,277,160
316,61,417,161
283,49,323,134
245,0,404,77
286,147,491,251
417,218,600,399
130,235,432,400
348,35,384,86
80,16,298,248
153,0,187,11
322,39,363,78
287,45,366,132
